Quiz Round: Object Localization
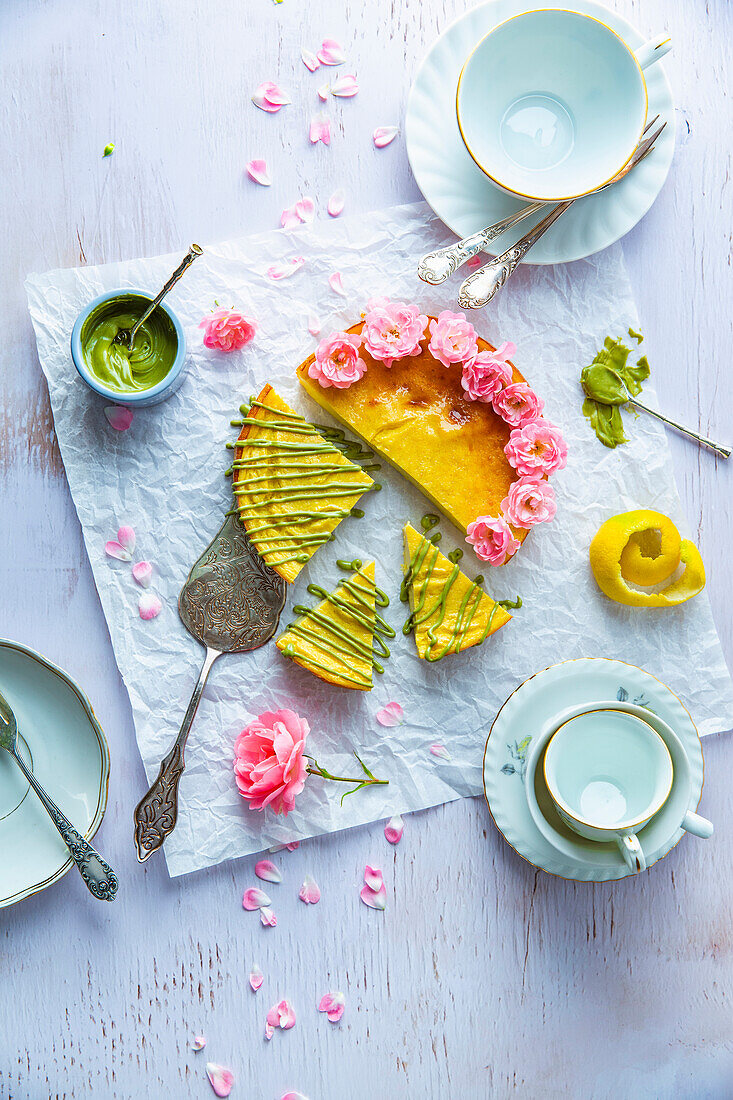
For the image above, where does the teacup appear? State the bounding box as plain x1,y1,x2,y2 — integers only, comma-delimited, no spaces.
456,9,671,202
543,709,674,872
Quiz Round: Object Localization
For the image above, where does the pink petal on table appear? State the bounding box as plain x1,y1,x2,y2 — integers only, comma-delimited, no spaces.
327,189,345,217
309,114,331,146
246,159,272,186
267,257,305,280
281,204,301,230
242,887,271,910
295,197,315,224
373,125,399,148
384,814,404,845
376,701,403,727
132,560,153,588
117,526,136,553
260,906,277,927
206,1064,234,1098
252,81,291,112
360,884,387,910
191,1035,206,1052
317,82,330,102
268,840,300,853
308,314,321,337
104,405,133,431
281,1093,309,1100
301,47,320,72
105,540,132,562
267,999,296,1030
328,271,346,296
317,38,345,65
331,74,359,97
430,743,452,762
318,991,346,1023
249,964,264,992
467,255,482,270
364,865,384,893
255,859,282,884
138,593,162,621
298,874,321,904
264,1022,275,1041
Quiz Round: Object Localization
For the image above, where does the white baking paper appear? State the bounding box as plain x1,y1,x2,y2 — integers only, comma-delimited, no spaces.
26,202,733,876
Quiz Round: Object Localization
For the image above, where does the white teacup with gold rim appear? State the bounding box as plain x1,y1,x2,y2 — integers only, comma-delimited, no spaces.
542,709,674,872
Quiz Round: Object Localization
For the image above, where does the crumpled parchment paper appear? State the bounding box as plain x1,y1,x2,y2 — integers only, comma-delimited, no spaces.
26,202,733,877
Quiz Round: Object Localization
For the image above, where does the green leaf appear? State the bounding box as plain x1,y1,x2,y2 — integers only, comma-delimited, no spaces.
102,142,115,157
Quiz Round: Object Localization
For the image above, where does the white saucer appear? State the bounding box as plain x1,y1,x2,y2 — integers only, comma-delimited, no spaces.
406,0,676,265
0,640,110,907
482,659,704,881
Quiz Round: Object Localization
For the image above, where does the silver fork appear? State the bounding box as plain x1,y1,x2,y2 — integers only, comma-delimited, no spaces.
457,119,667,310
0,689,118,901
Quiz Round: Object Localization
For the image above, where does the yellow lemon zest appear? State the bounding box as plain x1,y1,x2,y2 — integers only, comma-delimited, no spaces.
589,509,705,608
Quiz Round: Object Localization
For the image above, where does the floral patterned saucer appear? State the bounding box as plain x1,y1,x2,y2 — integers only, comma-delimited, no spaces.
483,658,705,881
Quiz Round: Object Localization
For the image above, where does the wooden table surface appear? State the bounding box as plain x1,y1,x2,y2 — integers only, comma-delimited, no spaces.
1,1,732,1097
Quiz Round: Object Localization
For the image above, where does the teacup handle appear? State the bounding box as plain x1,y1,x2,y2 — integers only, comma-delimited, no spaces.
617,833,646,873
634,34,672,72
681,810,714,839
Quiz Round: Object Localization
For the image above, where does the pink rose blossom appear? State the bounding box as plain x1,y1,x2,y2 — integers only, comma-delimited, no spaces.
308,331,366,389
200,308,257,352
427,310,478,367
461,350,513,403
492,382,544,426
361,298,427,367
234,709,309,815
501,477,557,528
504,420,568,477
465,514,521,566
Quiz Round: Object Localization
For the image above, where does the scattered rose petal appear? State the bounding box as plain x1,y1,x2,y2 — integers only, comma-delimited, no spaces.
104,405,133,431
384,814,404,845
281,1093,309,1100
328,271,346,296
327,189,345,217
117,526,136,554
206,1064,234,1098
246,159,272,186
267,256,305,280
252,81,291,112
308,314,321,336
467,255,482,270
138,593,162,620
360,884,387,910
280,204,302,230
268,840,300,853
364,865,384,893
265,1022,275,1041
309,114,331,145
376,702,404,727
298,874,321,904
267,999,296,1030
260,906,277,927
105,540,132,562
242,887,272,911
249,965,264,992
373,125,399,148
301,47,320,72
318,991,346,1023
295,197,315,224
317,38,346,66
331,74,359,97
317,82,330,102
132,560,153,588
191,1035,206,1052
430,743,452,762
255,860,282,884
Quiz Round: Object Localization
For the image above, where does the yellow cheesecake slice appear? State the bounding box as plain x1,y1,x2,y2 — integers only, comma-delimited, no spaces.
276,561,377,690
402,524,511,661
233,385,374,583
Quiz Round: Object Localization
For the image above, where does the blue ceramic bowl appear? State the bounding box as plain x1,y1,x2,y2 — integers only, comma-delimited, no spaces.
70,288,187,408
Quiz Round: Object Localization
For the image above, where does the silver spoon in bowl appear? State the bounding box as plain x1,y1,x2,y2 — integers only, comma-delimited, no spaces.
113,243,203,351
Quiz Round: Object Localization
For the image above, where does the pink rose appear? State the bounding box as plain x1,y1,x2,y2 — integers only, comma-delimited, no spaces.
308,331,367,389
362,297,428,367
461,350,514,403
234,709,309,815
199,307,257,351
465,514,521,566
504,420,568,477
501,477,557,528
427,310,478,367
492,382,545,426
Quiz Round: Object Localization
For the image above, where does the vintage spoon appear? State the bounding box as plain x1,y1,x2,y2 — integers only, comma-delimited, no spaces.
133,512,286,862
0,688,118,900
114,243,203,351
600,382,730,459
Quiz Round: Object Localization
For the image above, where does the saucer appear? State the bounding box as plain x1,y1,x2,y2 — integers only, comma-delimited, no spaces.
0,640,110,907
482,659,704,881
406,0,675,265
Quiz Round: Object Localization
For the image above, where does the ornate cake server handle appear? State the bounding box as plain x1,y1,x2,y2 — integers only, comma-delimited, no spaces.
417,203,545,285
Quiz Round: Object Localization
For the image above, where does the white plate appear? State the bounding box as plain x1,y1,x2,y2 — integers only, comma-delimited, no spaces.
0,640,110,907
406,0,675,265
482,659,705,881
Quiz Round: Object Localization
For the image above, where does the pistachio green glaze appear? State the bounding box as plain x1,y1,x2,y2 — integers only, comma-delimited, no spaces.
581,334,650,449
80,295,177,393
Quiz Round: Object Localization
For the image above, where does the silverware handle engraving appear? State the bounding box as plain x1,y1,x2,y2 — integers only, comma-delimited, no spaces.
133,646,220,862
628,398,731,458
417,203,545,285
13,752,118,900
128,243,204,347
458,201,572,310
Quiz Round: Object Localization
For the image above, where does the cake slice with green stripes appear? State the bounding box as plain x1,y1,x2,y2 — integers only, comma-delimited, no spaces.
402,524,512,661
